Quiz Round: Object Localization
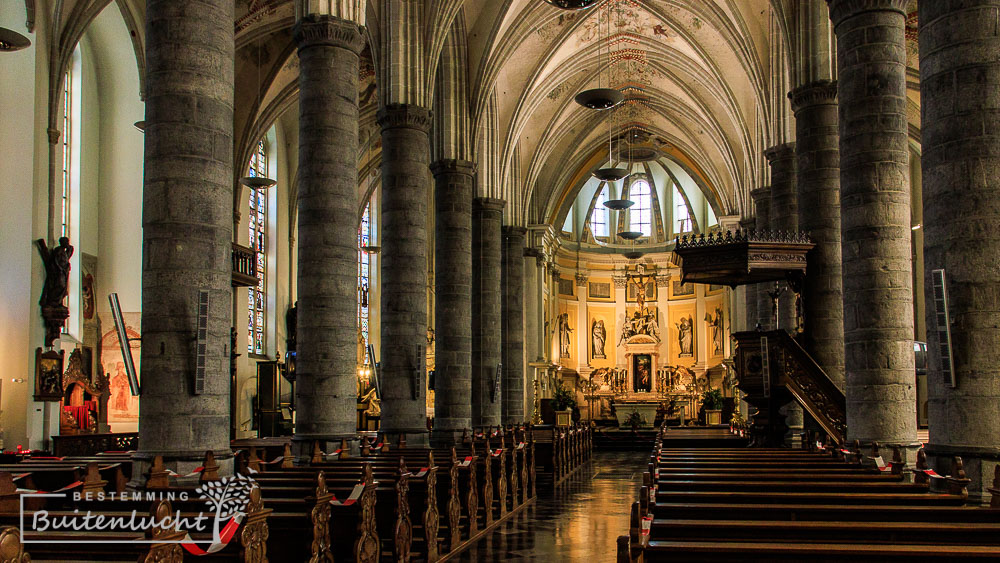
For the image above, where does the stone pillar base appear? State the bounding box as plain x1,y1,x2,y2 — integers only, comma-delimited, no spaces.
926,445,1000,504
128,451,234,490
292,436,361,464
381,431,430,449
429,429,467,447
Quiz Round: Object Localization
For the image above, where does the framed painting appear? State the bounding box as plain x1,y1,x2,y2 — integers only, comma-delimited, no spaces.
588,280,613,302
669,280,695,300
35,348,65,401
558,277,574,297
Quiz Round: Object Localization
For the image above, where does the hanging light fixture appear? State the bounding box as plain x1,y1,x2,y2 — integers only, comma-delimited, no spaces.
618,231,643,241
0,27,30,52
240,37,276,189
543,0,601,9
575,2,623,111
603,199,634,211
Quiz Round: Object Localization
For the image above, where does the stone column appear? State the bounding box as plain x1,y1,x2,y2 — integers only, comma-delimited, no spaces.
137,0,234,476
765,143,798,332
740,217,758,330
472,197,505,428
920,0,1000,499
502,226,527,423
749,187,774,329
523,249,540,417
292,15,365,457
535,254,547,361
378,104,433,446
790,80,845,389
828,0,917,449
429,159,474,443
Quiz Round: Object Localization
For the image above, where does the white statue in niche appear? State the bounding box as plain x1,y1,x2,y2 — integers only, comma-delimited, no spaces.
705,306,723,355
558,313,572,358
676,315,694,357
591,319,607,359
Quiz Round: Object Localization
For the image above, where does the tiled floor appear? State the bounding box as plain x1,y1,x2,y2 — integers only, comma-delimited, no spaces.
455,451,647,562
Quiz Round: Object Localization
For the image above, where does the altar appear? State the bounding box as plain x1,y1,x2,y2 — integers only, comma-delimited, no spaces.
613,401,659,428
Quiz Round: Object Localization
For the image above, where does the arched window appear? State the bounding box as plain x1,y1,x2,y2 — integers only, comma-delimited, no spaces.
590,185,609,239
674,186,692,233
358,200,372,363
629,179,652,236
247,140,268,355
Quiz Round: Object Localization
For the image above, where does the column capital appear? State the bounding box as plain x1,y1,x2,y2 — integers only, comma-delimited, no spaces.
523,246,543,259
749,186,771,202
473,197,505,213
613,273,628,288
502,225,528,238
575,272,588,287
827,0,909,28
294,14,365,54
789,80,839,113
430,159,476,177
764,143,796,164
377,103,432,133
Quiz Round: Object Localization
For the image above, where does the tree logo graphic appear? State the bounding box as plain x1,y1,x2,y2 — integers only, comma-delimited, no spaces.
194,474,255,547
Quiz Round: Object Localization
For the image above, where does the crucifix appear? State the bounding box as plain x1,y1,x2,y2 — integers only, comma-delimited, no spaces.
627,264,655,312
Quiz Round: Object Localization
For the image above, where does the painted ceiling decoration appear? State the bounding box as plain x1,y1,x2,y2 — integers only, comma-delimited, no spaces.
49,0,924,230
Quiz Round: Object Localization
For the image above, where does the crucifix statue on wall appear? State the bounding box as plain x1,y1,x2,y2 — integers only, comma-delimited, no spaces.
627,263,655,313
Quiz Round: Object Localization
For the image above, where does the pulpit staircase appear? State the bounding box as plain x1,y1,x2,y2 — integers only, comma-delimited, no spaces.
732,330,845,446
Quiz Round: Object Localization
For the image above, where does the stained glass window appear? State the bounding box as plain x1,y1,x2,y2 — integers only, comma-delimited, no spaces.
629,179,652,236
247,140,268,355
590,186,609,239
674,186,692,234
358,201,372,364
61,68,71,239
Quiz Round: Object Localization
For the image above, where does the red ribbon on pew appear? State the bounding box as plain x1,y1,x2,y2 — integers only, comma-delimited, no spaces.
491,449,502,457
18,480,85,495
516,442,525,450
412,467,430,478
330,483,366,506
458,456,473,467
165,466,204,478
641,516,652,536
872,456,892,472
11,473,29,482
181,514,243,556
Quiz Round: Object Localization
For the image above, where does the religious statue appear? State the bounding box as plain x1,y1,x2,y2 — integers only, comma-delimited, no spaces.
558,313,572,358
676,315,694,357
705,306,723,355
591,319,606,359
35,237,74,347
618,307,661,346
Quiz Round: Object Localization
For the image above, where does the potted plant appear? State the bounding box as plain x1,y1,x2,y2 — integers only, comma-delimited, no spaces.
702,389,724,425
551,382,577,427
624,410,645,432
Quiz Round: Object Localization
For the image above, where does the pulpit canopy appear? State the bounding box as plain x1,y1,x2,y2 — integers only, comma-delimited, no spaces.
673,230,814,287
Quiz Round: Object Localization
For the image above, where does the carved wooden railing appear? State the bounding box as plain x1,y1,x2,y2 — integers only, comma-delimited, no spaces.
232,242,258,287
733,330,845,443
52,432,138,456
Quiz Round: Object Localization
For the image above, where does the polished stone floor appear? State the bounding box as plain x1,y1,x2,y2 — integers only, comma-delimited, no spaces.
456,451,647,562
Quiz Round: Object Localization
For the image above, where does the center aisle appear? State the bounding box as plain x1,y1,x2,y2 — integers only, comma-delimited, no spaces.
456,451,648,562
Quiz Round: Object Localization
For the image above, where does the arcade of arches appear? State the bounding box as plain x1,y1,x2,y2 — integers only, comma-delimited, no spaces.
1,0,999,559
